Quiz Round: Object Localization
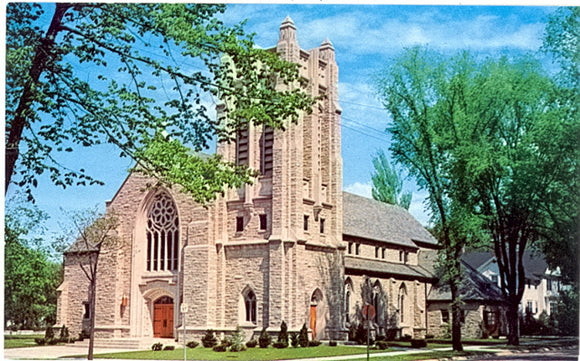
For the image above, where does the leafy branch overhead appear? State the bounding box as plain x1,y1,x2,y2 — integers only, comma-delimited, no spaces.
6,3,315,202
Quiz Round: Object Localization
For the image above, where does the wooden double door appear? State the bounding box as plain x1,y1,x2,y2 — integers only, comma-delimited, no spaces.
153,296,174,338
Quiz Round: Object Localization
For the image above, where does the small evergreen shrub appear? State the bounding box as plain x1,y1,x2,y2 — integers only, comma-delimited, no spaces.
411,339,427,348
201,330,219,348
212,344,227,352
329,340,337,347
308,340,322,347
34,338,46,346
163,345,175,351
376,340,389,350
59,325,70,341
229,343,246,352
246,339,258,348
298,323,309,347
151,342,163,351
45,325,55,340
272,341,288,349
258,327,271,348
47,339,59,345
290,332,299,347
186,340,199,349
278,320,289,345
221,335,234,347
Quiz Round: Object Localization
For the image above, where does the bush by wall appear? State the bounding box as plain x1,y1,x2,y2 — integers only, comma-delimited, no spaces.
151,342,163,351
201,330,219,348
298,323,309,347
258,327,272,348
186,340,199,348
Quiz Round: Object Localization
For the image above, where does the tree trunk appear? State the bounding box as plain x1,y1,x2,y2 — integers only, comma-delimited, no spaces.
450,282,463,352
5,3,71,192
88,278,96,360
506,300,520,345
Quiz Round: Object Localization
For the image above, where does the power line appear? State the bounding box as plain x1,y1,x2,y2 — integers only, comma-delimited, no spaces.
340,122,387,143
342,116,387,137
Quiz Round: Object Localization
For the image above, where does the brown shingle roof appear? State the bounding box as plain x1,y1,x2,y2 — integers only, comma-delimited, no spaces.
342,192,437,248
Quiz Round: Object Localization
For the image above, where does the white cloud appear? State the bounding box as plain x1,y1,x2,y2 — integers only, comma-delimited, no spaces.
344,181,373,198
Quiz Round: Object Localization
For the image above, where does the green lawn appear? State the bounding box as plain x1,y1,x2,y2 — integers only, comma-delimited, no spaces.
347,350,489,361
4,335,41,349
87,345,391,360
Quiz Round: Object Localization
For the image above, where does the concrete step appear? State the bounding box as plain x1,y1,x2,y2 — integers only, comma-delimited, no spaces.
68,337,179,350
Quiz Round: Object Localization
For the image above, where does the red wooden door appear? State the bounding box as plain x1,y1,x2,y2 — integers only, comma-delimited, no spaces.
310,305,317,340
153,297,174,338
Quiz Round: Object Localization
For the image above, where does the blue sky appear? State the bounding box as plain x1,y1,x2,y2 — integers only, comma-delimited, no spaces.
6,3,558,238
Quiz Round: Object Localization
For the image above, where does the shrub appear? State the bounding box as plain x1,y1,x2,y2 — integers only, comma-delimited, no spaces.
163,345,175,351
47,339,59,345
212,344,227,352
221,335,234,347
258,327,271,348
230,326,246,351
329,340,337,347
375,340,389,350
34,338,46,346
411,339,427,348
201,330,219,348
151,342,163,351
246,339,258,348
230,343,246,352
278,320,289,345
290,332,299,347
45,325,55,340
59,325,70,341
272,341,288,349
308,340,322,347
186,340,199,349
298,323,309,347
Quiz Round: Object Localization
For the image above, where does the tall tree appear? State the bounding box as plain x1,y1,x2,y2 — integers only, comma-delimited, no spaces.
375,47,475,351
57,209,119,360
377,46,578,346
6,4,314,202
5,197,62,329
371,150,412,209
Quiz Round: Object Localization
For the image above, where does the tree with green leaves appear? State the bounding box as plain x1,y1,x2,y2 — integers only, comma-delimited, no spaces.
57,208,119,359
6,3,314,202
5,198,62,330
371,150,412,209
376,46,577,346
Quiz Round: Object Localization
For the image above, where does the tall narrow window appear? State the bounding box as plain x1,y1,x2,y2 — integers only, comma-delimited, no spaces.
304,215,309,231
345,290,351,323
398,284,407,324
146,192,179,271
355,243,360,255
236,216,244,232
236,128,249,166
245,291,257,323
348,242,353,254
259,214,267,231
261,126,274,175
320,218,325,234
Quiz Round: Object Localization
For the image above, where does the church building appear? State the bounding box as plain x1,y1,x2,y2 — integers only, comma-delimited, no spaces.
57,17,496,346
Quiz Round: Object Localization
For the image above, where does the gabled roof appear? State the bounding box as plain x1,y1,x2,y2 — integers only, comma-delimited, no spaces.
462,250,550,281
342,192,437,248
428,260,504,302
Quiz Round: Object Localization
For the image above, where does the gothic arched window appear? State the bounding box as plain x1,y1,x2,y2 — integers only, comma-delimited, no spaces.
398,283,407,324
245,290,257,323
146,192,179,272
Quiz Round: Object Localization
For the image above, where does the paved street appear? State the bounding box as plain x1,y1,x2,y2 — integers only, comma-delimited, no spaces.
469,347,579,361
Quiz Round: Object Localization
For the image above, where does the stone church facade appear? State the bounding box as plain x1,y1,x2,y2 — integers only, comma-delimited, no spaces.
56,17,502,344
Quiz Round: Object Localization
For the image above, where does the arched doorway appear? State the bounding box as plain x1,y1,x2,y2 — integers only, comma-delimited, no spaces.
153,296,174,338
310,288,324,340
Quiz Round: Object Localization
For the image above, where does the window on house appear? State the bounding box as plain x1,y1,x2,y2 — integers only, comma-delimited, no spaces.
404,251,409,264
526,301,534,314
83,302,91,319
259,214,267,231
460,310,466,323
236,216,244,232
245,291,257,324
382,248,386,259
547,279,552,291
320,218,325,234
345,290,351,323
348,242,353,254
491,274,498,284
304,215,309,232
355,243,360,255
398,285,407,324
261,126,274,175
484,311,497,327
375,247,379,258
236,128,249,166
441,310,449,323
146,192,179,272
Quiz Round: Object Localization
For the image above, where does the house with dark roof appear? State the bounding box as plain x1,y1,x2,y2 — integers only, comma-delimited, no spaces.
463,251,564,319
427,260,507,339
